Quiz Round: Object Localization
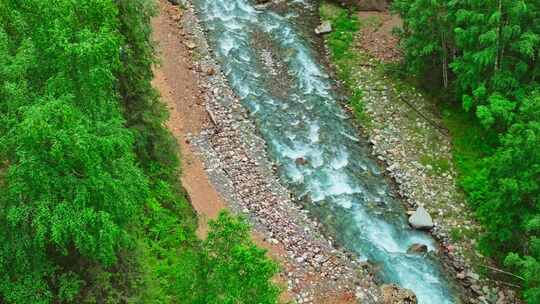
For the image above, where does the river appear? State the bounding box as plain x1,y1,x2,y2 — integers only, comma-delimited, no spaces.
193,0,459,303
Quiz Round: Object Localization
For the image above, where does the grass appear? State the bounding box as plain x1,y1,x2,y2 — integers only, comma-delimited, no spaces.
319,2,344,20
359,15,383,29
441,103,496,183
320,2,369,123
420,154,451,175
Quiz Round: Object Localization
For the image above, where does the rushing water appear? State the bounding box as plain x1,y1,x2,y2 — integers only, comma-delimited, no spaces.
193,0,459,303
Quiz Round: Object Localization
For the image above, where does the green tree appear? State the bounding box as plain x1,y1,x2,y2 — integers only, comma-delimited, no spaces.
0,1,149,302
452,0,540,128
392,0,454,88
0,1,280,303
172,212,280,304
472,94,540,254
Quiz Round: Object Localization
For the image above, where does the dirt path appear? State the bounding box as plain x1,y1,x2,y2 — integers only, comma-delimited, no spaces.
151,1,226,237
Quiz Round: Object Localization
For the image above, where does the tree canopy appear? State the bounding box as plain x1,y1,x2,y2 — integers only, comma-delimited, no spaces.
0,1,279,303
394,0,540,301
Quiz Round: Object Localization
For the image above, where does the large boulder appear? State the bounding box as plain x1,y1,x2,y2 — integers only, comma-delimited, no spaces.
408,206,434,230
381,284,417,304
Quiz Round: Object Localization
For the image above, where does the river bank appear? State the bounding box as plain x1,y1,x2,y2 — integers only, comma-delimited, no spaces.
317,2,520,303
156,1,382,303
174,0,469,302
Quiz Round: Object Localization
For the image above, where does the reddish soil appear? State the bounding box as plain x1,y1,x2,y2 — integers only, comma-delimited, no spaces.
356,11,402,62
151,1,225,238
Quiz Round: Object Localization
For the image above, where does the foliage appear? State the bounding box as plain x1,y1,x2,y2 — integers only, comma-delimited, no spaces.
116,0,181,184
320,3,366,121
483,96,539,302
469,95,540,255
0,1,148,302
394,0,540,129
392,0,454,88
0,1,279,303
395,0,540,300
171,212,280,304
506,252,540,303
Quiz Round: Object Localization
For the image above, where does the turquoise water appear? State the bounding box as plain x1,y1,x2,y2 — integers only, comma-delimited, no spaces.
193,0,459,302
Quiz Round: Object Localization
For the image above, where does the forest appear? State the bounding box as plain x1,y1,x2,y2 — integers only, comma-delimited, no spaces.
393,0,540,302
2,0,540,303
0,0,278,303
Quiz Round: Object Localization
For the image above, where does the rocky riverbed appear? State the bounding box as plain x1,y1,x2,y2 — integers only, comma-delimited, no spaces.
356,61,519,304
175,1,383,303
165,0,522,303
317,6,521,303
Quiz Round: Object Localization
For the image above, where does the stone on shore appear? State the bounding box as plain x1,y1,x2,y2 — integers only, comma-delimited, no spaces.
407,243,428,254
381,284,417,304
408,206,434,230
184,40,197,50
315,21,332,35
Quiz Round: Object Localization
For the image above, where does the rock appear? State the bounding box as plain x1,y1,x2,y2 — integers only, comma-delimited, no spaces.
408,206,434,230
467,271,480,281
407,243,428,254
200,64,216,76
184,41,197,50
471,284,482,295
381,284,417,304
295,157,308,165
315,21,332,35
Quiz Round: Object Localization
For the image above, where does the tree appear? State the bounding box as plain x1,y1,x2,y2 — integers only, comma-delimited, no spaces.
392,0,454,88
0,1,280,303
172,212,280,304
452,0,540,128
473,94,540,255
0,1,149,302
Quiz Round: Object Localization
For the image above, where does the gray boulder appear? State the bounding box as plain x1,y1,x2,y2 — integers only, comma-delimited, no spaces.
315,21,333,35
408,206,434,230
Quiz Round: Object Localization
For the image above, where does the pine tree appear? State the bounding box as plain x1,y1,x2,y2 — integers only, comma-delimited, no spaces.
392,0,454,87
